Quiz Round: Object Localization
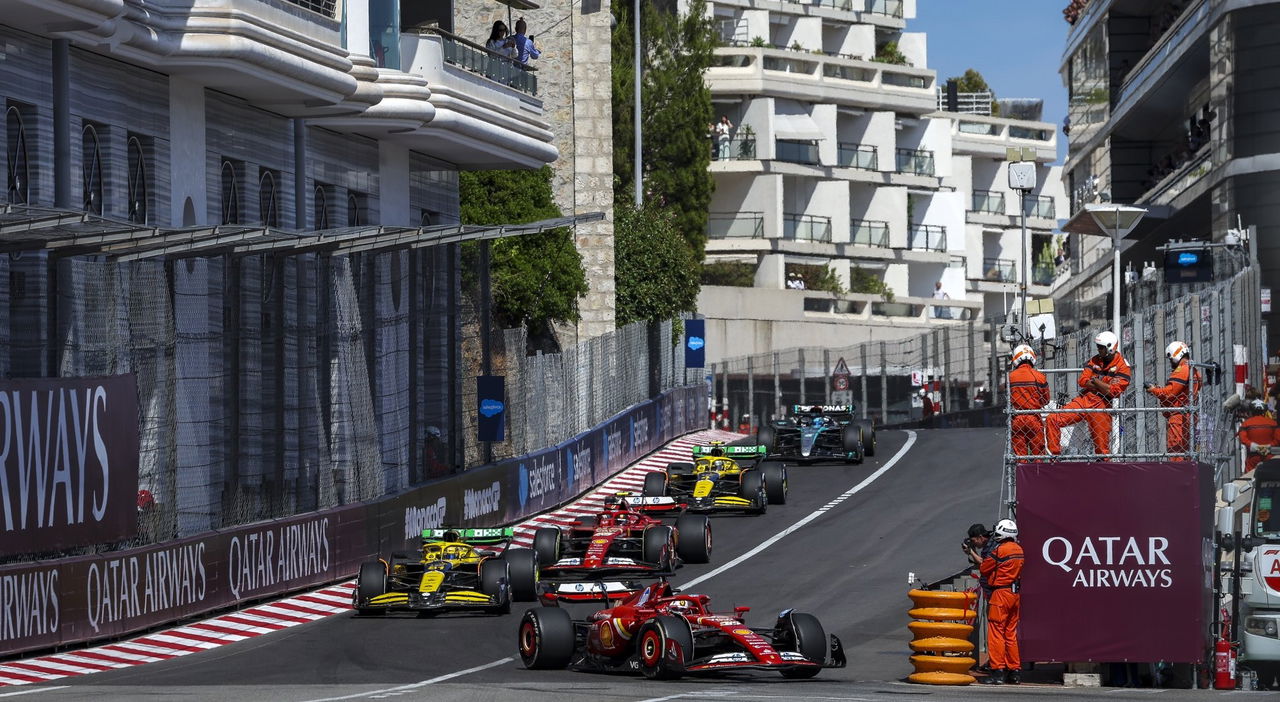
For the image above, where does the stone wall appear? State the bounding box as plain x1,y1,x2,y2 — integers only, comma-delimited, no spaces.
454,0,616,340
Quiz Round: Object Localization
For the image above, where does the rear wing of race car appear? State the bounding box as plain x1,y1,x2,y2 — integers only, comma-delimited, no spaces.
691,444,767,458
538,579,646,605
791,404,855,416
625,495,683,513
421,527,516,545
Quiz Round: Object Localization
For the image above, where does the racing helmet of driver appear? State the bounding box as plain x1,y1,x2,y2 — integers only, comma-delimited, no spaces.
666,599,692,616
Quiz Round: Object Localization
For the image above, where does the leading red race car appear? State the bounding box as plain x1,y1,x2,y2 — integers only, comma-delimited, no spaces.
517,580,845,679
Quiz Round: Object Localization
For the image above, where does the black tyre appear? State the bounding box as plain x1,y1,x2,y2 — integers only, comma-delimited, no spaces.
637,615,694,680
479,558,512,614
739,470,766,514
760,461,787,505
757,425,776,452
856,421,877,456
642,525,674,568
518,607,575,669
674,513,712,564
533,527,561,568
779,612,827,678
643,471,668,497
504,548,539,602
355,561,386,615
841,425,862,458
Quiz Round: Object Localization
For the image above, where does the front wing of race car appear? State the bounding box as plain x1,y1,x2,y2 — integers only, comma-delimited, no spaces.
358,587,507,613
769,427,859,463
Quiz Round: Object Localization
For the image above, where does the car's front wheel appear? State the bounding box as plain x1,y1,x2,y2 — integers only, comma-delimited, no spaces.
777,612,827,678
637,616,694,680
355,561,386,616
674,513,712,564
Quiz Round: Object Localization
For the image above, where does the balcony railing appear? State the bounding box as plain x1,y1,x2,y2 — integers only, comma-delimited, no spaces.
896,148,935,176
440,31,537,95
850,219,890,248
783,213,833,243
1027,196,1055,219
838,143,878,170
981,257,1016,283
937,89,993,115
708,211,765,239
285,0,338,17
908,224,946,251
1033,262,1057,286
864,0,904,17
776,140,820,165
972,190,1006,215
713,136,757,161
1115,0,1209,110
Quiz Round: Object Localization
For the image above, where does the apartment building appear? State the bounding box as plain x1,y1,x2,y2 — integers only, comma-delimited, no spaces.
686,0,1067,361
1055,0,1280,347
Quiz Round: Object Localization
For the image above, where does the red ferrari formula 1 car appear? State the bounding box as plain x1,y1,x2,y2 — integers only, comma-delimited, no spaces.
532,495,711,594
518,581,845,679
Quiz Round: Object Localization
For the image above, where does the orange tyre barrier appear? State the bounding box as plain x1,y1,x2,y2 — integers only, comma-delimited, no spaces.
906,588,977,685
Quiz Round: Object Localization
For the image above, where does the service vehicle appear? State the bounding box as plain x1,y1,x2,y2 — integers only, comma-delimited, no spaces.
1239,460,1280,684
517,580,846,679
353,527,538,616
638,442,786,515
757,404,876,464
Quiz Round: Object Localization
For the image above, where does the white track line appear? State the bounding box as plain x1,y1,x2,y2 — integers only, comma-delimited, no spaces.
0,688,69,698
296,656,514,702
678,430,917,590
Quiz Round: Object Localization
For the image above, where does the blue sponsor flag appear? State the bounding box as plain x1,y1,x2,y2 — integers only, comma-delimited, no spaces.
684,319,706,368
477,375,505,442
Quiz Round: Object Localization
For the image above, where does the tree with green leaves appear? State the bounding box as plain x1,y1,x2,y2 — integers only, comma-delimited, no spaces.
948,68,999,115
613,0,717,258
458,167,588,338
614,201,701,326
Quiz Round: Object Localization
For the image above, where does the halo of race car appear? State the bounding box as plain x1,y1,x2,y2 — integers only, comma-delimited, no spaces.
352,409,873,681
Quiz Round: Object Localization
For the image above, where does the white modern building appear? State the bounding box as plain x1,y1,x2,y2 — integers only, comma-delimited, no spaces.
687,0,1067,361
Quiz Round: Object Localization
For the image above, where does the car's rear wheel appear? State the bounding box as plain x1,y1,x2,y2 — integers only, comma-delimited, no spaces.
760,461,787,504
757,426,776,452
355,561,386,616
533,528,561,568
479,558,511,614
856,421,877,456
674,514,712,563
739,470,766,514
504,548,539,602
638,616,694,680
778,612,827,678
841,425,863,463
518,607,575,669
643,471,668,497
642,525,674,569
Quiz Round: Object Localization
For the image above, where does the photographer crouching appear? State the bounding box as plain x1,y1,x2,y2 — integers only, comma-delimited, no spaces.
962,519,1024,685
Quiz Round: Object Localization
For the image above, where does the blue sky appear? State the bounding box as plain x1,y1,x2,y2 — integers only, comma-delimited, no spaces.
910,1,1071,163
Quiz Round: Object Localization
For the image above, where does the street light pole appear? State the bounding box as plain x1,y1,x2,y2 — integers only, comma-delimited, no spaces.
1020,191,1029,337
633,0,643,207
1112,219,1121,338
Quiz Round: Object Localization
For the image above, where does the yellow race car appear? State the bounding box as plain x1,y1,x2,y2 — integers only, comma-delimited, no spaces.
353,527,538,616
638,442,787,515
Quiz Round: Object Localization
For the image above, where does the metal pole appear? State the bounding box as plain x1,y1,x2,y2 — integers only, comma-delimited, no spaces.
799,348,807,405
1112,225,1122,338
53,39,70,209
773,351,781,421
1020,190,1029,337
823,349,831,405
293,118,307,229
968,319,977,410
860,344,869,419
479,240,493,464
989,321,999,406
747,355,755,434
633,0,643,207
880,341,888,424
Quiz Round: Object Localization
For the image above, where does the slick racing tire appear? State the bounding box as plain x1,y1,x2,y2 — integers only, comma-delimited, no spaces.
643,471,668,497
533,527,562,568
757,426,776,452
674,513,712,564
480,558,512,615
504,548,540,603
355,561,386,616
841,425,863,463
779,612,826,678
638,616,695,680
643,525,675,569
855,421,877,457
518,607,575,669
759,461,788,505
739,470,767,515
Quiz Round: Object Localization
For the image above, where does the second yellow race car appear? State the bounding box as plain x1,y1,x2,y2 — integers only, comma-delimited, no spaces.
637,442,787,515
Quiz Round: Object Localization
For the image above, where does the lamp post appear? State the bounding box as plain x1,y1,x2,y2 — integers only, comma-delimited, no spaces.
1083,203,1147,338
633,0,643,207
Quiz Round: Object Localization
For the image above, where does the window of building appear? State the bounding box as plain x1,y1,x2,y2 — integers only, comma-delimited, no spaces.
81,123,105,215
6,104,31,205
259,169,280,227
369,0,401,69
126,134,149,224
314,183,331,230
348,191,367,227
221,159,242,225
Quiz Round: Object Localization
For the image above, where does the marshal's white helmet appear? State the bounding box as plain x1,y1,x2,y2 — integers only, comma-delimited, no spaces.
1094,330,1119,354
1166,341,1189,363
1010,344,1037,368
993,518,1019,540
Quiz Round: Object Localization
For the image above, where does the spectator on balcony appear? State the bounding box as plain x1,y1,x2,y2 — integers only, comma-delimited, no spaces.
933,281,952,319
512,18,540,67
715,115,734,159
486,21,516,59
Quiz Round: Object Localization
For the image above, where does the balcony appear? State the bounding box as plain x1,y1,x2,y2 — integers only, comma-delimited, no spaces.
908,224,946,252
284,0,337,17
850,219,889,248
864,0,904,17
947,114,1057,162
774,0,903,17
776,140,820,165
937,89,993,115
838,143,878,170
972,190,1006,215
1114,0,1210,112
980,257,1016,283
713,136,758,161
784,214,832,243
1033,262,1058,287
438,32,537,95
708,212,765,239
1027,196,1055,220
896,148,935,176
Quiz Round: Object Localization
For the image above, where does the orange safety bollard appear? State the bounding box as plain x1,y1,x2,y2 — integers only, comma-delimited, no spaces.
906,589,978,685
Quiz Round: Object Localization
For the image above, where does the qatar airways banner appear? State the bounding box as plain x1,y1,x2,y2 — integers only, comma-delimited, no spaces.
0,375,140,556
1017,461,1214,663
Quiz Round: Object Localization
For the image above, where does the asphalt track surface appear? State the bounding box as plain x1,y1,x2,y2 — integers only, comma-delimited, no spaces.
14,428,1256,700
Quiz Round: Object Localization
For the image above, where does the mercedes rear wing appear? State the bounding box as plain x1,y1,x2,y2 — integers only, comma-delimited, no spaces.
791,404,855,416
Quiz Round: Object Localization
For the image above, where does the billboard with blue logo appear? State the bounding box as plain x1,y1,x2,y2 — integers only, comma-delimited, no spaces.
477,375,506,442
685,319,706,368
